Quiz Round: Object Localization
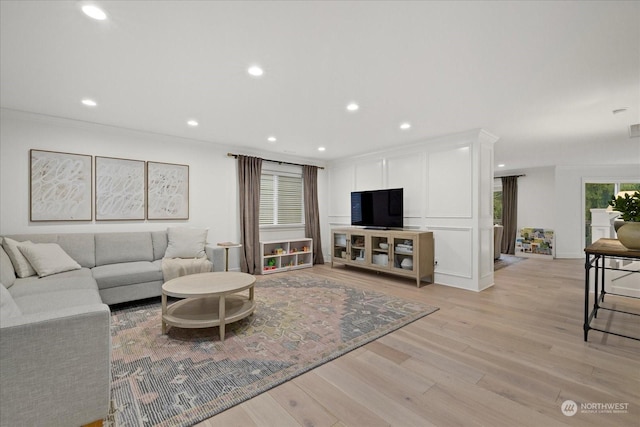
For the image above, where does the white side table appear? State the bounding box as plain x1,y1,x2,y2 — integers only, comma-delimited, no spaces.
217,242,242,271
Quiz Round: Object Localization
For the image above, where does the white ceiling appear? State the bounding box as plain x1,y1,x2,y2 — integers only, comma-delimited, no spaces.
1,1,639,167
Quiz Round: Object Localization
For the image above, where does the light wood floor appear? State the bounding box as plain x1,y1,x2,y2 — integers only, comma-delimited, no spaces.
197,258,640,427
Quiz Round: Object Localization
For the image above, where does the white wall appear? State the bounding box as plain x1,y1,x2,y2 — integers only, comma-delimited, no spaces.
496,163,640,259
554,164,640,258
0,109,325,270
496,166,557,255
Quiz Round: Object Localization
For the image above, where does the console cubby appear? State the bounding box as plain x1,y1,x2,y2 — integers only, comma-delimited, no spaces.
260,238,313,274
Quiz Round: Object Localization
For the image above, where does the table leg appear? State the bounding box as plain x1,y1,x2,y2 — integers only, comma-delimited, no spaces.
161,292,168,334
584,253,590,341
219,295,226,341
600,255,606,303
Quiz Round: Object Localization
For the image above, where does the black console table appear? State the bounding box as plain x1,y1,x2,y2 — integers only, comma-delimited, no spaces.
584,238,640,341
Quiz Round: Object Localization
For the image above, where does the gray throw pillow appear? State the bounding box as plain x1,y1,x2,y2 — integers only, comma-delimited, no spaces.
0,283,22,320
2,237,36,278
164,227,208,259
17,243,81,278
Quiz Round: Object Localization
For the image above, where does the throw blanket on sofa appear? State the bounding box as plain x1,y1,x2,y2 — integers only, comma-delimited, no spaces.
161,257,213,282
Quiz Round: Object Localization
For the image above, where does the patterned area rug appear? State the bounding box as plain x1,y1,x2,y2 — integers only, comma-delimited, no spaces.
108,273,438,426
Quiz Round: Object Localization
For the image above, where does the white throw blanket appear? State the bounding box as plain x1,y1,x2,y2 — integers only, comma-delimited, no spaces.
161,257,213,282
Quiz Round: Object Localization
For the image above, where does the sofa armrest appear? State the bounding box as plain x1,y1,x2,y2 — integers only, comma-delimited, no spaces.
205,244,226,272
0,304,111,426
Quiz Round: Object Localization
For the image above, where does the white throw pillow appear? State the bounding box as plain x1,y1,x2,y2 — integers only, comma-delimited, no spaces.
17,243,81,278
0,283,22,320
164,227,208,259
2,237,37,278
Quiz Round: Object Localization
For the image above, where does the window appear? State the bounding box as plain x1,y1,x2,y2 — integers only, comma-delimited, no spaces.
493,178,502,225
493,190,503,225
259,172,304,226
584,181,640,245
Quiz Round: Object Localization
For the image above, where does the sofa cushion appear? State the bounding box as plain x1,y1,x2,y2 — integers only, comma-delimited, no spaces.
164,227,208,258
0,245,17,288
56,233,96,268
151,231,168,261
12,267,93,287
95,232,153,266
18,243,81,278
92,261,163,289
13,289,102,315
0,283,22,319
2,237,36,278
9,274,97,298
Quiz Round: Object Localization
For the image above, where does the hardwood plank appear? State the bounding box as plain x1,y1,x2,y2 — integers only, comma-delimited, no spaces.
363,340,412,364
268,380,339,427
292,371,390,427
349,349,435,394
242,392,300,427
195,404,257,427
314,361,437,427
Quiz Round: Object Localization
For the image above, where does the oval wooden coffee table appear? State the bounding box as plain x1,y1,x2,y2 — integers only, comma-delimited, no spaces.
161,272,256,341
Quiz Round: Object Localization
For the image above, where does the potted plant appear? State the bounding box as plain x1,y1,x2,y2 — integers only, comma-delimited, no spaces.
608,191,640,249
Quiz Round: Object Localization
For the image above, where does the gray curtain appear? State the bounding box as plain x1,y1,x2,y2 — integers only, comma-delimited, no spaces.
303,165,325,265
501,176,518,255
237,155,263,274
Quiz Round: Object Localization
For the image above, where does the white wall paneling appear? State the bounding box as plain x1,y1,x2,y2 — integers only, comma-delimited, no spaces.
479,226,493,279
479,144,493,219
426,144,472,218
328,162,354,218
327,129,498,291
387,152,424,218
430,227,473,279
354,159,384,191
478,138,496,290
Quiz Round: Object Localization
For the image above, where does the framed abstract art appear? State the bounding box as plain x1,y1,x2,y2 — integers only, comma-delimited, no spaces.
146,161,189,220
30,149,93,221
95,156,146,220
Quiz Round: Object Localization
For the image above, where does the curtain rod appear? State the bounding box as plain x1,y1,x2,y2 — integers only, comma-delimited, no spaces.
495,174,526,178
227,153,325,170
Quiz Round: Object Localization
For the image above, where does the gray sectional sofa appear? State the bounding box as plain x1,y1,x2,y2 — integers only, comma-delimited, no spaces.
0,230,220,427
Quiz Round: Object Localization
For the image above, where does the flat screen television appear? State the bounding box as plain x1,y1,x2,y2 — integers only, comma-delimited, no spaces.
351,188,403,229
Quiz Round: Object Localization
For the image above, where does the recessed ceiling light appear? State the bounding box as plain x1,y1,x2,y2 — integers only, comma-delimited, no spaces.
497,164,505,168
82,5,107,20
318,147,326,152
81,98,97,107
187,120,198,127
248,65,264,77
399,122,411,130
267,136,277,143
346,102,359,112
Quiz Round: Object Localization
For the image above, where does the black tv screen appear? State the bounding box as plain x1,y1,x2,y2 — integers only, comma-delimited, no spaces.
351,188,403,229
